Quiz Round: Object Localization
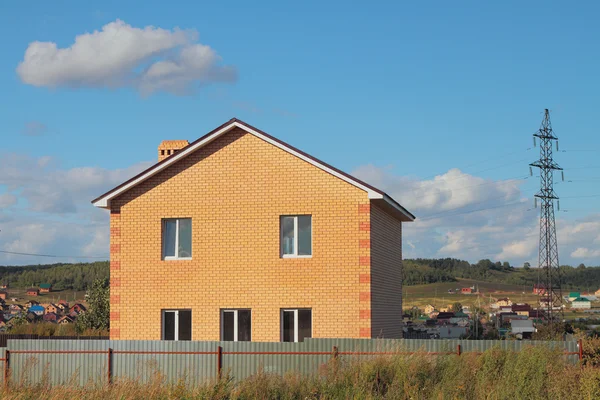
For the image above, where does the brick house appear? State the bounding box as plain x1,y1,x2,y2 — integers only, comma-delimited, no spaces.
45,303,59,314
461,287,473,294
26,288,39,296
57,315,74,324
39,283,52,293
70,303,87,314
43,312,59,323
93,118,414,342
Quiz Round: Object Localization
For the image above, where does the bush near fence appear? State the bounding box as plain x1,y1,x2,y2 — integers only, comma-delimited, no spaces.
0,338,582,388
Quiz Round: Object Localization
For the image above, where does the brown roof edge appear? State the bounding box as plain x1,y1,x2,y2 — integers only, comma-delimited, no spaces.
91,118,416,221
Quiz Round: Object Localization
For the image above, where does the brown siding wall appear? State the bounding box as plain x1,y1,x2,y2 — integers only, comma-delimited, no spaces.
109,128,370,341
370,203,403,338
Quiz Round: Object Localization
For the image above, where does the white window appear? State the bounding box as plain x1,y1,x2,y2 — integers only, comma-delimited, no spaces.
221,309,252,341
280,215,312,257
162,218,192,260
281,309,312,342
162,309,192,341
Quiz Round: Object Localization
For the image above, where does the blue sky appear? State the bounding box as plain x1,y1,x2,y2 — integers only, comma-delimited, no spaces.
1,1,599,266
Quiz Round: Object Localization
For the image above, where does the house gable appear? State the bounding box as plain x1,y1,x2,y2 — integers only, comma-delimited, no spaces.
92,119,414,221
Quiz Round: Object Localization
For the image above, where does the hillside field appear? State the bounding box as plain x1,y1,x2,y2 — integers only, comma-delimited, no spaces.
403,279,598,318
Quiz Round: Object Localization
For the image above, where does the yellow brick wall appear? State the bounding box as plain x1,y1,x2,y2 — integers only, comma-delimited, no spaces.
109,128,372,341
370,202,403,338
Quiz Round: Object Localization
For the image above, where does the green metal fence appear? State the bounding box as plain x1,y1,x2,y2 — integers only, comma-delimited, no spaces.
1,338,581,387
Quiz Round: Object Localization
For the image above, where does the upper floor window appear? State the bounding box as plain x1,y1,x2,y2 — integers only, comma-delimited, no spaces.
162,218,192,260
280,215,312,257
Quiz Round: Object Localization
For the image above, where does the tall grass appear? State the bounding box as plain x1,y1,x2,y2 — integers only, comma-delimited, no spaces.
1,345,599,399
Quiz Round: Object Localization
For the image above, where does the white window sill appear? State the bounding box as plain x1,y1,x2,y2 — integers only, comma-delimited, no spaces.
281,255,312,259
163,257,192,261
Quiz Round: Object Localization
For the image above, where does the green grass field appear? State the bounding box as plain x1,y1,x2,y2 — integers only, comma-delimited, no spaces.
403,279,599,318
4,288,87,305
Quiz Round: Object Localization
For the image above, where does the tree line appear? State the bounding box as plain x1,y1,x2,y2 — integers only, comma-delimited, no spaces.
404,258,600,290
0,261,109,291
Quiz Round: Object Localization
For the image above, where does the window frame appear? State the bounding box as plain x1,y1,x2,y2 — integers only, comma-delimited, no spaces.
162,218,192,260
280,308,312,342
280,215,312,258
220,309,252,342
161,309,192,341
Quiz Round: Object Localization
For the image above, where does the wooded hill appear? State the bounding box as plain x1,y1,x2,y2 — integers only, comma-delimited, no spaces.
0,261,109,291
404,258,600,290
1,258,599,292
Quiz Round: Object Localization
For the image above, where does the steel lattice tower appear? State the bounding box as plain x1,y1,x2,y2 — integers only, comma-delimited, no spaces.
530,109,563,327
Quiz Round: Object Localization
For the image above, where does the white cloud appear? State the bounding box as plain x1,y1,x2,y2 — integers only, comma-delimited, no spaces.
571,247,600,259
0,153,148,265
17,19,236,96
0,153,151,214
353,164,600,266
21,121,48,136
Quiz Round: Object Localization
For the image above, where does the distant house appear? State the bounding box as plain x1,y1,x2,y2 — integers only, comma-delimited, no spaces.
595,288,600,297
9,304,23,313
533,284,546,295
29,305,45,316
0,291,6,300
25,300,39,308
0,283,7,289
569,292,581,302
26,288,39,296
439,325,468,339
43,312,59,323
70,303,87,314
496,298,512,307
572,297,592,310
447,289,455,294
461,287,473,294
450,311,469,325
26,312,39,322
424,304,436,314
511,319,536,339
45,304,59,314
39,283,52,293
529,310,545,320
539,296,553,308
10,298,18,302
57,301,69,312
436,312,455,323
57,315,74,324
511,304,532,316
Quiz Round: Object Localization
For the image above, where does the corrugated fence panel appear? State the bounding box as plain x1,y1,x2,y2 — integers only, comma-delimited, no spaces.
8,340,107,386
4,338,581,386
111,340,218,385
220,340,330,380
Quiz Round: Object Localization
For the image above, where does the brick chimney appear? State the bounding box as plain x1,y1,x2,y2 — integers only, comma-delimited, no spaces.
158,140,189,161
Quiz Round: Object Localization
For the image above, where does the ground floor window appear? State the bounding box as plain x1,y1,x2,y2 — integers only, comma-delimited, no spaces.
162,309,192,341
281,309,312,342
221,309,252,341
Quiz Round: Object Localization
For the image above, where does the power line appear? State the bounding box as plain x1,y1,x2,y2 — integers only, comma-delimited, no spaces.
0,250,108,259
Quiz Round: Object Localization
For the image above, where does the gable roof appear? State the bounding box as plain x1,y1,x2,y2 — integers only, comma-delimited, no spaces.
92,118,415,221
40,283,52,289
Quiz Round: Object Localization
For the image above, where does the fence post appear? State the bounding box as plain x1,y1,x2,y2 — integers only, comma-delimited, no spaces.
332,346,339,360
578,339,583,362
107,348,113,385
4,349,9,391
217,346,223,379
457,344,461,356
